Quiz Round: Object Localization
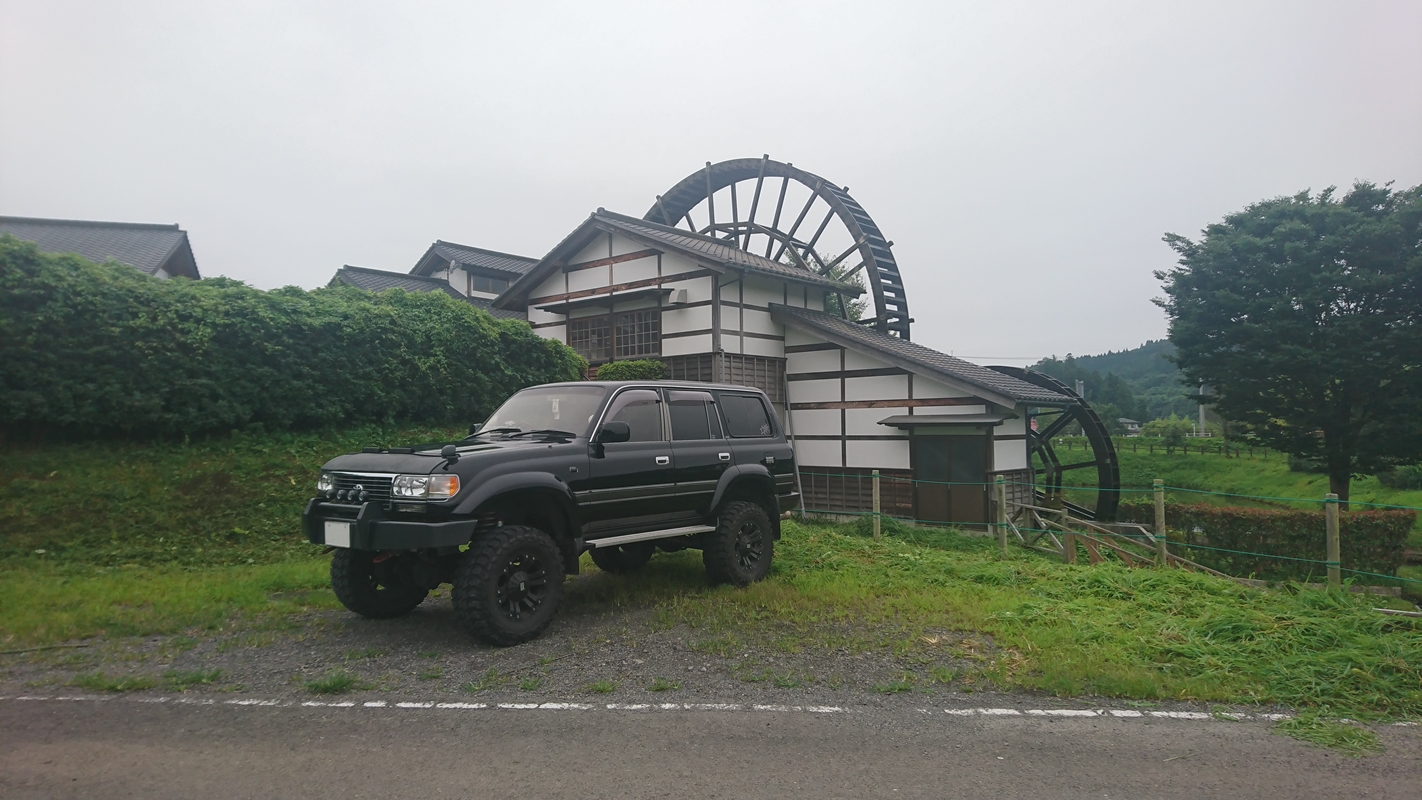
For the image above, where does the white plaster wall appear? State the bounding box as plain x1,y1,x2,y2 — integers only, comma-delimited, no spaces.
845,374,908,402
566,268,603,293
570,237,608,265
788,378,840,403
530,271,564,301
740,307,779,337
845,407,907,436
660,334,713,356
661,304,711,333
793,439,843,468
741,276,784,309
535,325,565,344
526,307,562,326
742,337,785,358
787,349,841,374
661,253,706,283
790,409,840,436
993,439,1029,471
612,256,658,283
846,440,910,470
843,350,892,372
996,415,1027,436
913,377,975,399
610,233,645,257
784,328,822,348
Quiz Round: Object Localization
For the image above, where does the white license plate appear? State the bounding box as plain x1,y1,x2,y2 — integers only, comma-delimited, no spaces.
324,521,351,548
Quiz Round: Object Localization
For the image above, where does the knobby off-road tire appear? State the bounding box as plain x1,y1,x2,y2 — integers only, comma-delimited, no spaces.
589,541,655,574
330,549,430,619
702,501,774,586
453,525,565,647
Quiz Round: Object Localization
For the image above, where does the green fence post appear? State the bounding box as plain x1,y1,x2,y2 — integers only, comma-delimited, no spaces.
1154,479,1168,566
871,469,881,542
995,475,1008,558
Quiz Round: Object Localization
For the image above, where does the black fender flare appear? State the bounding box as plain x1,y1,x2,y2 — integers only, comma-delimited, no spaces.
710,464,777,516
453,471,575,516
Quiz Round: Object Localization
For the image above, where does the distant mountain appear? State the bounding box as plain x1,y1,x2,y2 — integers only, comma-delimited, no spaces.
1031,340,1197,421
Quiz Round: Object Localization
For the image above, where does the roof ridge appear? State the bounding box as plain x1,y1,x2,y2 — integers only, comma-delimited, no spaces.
433,240,539,263
0,215,182,232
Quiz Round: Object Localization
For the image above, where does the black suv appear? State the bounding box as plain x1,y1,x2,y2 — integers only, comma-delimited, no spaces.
303,381,798,646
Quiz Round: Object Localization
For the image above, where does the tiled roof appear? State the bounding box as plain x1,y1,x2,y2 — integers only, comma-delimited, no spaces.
331,266,527,320
425,241,539,276
770,304,1073,406
0,216,199,278
592,210,862,294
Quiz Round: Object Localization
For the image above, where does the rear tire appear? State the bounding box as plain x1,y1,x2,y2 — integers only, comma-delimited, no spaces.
589,541,655,573
453,525,564,647
702,501,774,586
330,549,430,619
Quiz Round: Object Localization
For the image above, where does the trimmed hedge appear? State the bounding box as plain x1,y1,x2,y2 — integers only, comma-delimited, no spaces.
593,359,667,381
1117,501,1413,582
0,237,585,438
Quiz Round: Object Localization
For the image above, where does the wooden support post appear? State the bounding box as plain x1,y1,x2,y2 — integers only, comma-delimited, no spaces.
1059,509,1075,564
995,475,1008,558
1153,479,1167,566
871,469,881,542
1325,493,1340,588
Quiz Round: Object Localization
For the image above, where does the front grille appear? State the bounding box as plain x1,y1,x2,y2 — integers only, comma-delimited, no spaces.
330,472,396,506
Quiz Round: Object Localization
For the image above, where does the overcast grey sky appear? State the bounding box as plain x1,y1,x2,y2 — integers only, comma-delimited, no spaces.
3,1,1419,363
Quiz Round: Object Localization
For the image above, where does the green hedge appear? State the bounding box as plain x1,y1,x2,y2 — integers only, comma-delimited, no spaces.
0,237,585,438
1117,501,1413,582
593,359,667,381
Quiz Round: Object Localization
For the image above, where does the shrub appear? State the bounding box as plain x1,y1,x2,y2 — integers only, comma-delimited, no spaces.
594,359,667,381
1377,465,1422,490
1117,502,1413,582
1140,414,1193,451
0,238,586,439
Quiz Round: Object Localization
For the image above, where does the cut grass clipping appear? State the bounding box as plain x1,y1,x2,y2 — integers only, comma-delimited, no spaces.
1276,712,1385,757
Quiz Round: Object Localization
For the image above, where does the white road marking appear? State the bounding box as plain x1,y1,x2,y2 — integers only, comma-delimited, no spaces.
0,694,1300,722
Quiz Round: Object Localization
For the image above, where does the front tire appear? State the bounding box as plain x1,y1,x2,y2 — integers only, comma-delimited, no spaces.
453,525,564,647
330,549,430,619
702,501,774,586
589,541,655,573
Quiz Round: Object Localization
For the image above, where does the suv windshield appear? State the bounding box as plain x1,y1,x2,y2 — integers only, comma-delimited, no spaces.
481,386,607,437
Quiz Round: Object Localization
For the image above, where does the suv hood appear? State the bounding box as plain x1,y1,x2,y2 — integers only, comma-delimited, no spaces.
321,437,581,475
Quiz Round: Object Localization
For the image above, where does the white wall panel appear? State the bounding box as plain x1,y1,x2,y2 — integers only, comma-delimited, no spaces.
788,378,840,403
913,377,975,399
660,334,713,356
742,337,785,358
610,233,644,257
787,349,841,374
793,439,843,468
527,308,562,325
661,305,711,333
845,407,908,436
531,272,564,300
612,256,658,283
845,374,908,401
741,307,778,336
741,276,784,309
536,325,565,343
996,415,1026,436
846,440,910,470
570,238,607,265
788,409,840,436
566,268,603,293
994,439,1028,471
785,328,823,348
843,349,892,371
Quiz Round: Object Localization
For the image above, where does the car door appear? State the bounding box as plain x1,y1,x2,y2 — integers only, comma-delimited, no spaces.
582,387,677,524
717,390,796,496
667,389,730,515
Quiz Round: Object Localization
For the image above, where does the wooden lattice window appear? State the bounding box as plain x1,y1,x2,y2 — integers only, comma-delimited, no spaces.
614,310,660,358
568,316,611,363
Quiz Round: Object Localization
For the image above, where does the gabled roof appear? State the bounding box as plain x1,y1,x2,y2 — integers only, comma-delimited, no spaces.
0,215,199,279
770,304,1074,407
411,240,539,278
330,266,527,320
497,209,862,309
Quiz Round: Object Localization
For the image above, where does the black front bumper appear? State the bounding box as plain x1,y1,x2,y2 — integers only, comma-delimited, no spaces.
302,499,477,551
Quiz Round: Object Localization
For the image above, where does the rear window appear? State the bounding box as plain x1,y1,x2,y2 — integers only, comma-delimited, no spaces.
719,393,774,438
668,390,721,441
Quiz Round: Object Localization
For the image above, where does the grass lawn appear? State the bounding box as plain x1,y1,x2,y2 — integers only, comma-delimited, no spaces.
3,518,1417,725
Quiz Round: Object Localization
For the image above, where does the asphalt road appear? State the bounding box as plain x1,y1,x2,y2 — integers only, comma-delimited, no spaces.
3,699,1419,799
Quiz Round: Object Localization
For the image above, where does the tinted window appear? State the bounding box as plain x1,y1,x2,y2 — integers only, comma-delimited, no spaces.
484,385,607,435
604,389,663,442
720,394,773,438
668,390,720,441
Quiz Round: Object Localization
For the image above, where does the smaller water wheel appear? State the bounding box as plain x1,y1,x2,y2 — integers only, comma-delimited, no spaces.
988,367,1121,521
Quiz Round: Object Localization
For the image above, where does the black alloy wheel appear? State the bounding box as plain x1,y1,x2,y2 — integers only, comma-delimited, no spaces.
589,541,656,573
703,500,774,586
329,549,430,619
453,525,565,646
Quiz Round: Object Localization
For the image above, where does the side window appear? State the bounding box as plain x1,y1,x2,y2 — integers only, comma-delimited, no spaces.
668,390,721,441
604,389,663,442
719,393,774,438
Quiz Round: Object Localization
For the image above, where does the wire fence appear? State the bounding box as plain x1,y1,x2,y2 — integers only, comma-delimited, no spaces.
790,470,1422,590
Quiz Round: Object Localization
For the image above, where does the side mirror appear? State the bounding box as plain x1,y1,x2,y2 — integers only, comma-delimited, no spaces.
468,422,482,435
441,444,460,463
596,421,631,444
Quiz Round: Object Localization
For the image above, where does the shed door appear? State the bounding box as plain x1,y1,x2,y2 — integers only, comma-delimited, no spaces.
912,436,988,525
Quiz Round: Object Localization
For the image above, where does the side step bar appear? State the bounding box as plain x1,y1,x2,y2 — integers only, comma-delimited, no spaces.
582,524,716,550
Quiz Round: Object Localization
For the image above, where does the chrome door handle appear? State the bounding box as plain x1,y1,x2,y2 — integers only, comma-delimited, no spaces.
655,456,670,466
718,452,731,462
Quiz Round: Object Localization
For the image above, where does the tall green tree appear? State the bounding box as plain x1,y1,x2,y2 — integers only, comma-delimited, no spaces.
1155,182,1422,503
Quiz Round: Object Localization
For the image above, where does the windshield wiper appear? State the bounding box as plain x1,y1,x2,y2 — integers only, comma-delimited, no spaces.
505,428,577,440
465,426,522,439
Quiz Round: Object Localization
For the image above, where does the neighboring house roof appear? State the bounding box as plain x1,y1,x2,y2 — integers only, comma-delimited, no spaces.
330,265,527,320
770,303,1074,407
498,209,862,309
0,215,200,279
411,240,540,278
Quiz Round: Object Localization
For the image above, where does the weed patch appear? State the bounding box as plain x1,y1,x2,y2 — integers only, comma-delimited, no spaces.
71,672,156,692
305,669,362,695
587,679,617,694
461,669,508,693
648,677,680,692
1276,712,1385,756
164,669,223,689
